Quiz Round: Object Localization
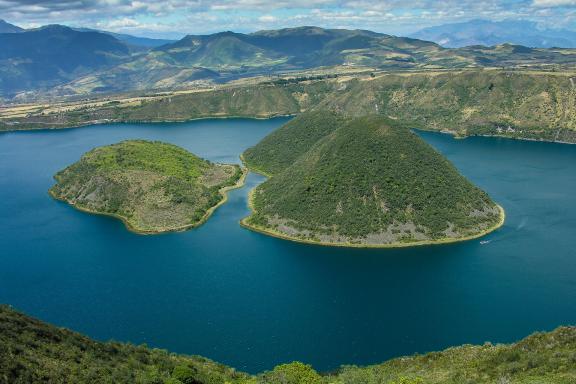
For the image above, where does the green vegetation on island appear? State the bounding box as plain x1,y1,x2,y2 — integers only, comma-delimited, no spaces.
49,140,244,234
242,110,346,176
242,113,503,247
1,305,575,384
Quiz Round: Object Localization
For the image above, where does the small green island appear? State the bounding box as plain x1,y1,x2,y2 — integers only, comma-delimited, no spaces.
49,140,245,234
242,112,504,247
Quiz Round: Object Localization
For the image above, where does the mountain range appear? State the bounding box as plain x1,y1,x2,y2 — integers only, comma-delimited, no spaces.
1,22,576,98
71,28,175,48
0,19,174,47
0,25,133,94
412,19,576,48
0,19,23,33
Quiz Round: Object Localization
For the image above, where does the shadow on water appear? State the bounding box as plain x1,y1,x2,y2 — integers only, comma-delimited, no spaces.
1,121,575,373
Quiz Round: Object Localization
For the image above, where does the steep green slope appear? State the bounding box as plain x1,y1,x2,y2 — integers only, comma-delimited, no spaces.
243,114,503,246
330,326,576,384
1,305,575,384
49,140,243,234
0,305,251,384
242,110,346,176
317,70,576,143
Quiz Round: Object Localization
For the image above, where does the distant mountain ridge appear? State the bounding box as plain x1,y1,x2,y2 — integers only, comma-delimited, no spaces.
0,25,133,94
0,19,23,33
72,27,175,48
411,19,576,48
152,26,442,69
0,19,174,47
2,24,576,98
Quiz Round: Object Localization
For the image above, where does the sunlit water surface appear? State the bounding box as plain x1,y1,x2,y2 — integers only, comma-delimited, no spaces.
0,119,575,373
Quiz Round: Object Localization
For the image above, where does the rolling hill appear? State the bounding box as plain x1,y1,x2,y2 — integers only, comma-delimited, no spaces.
242,113,503,247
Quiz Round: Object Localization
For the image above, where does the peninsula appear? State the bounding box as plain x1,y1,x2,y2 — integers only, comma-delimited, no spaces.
49,140,245,234
242,112,504,247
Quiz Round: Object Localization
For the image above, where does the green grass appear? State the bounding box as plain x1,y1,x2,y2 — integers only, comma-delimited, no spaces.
77,140,209,182
49,140,243,233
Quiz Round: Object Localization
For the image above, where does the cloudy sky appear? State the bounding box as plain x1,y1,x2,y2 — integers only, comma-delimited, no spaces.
1,0,576,38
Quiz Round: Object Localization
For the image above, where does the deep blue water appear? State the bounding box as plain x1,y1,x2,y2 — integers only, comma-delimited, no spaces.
0,119,575,374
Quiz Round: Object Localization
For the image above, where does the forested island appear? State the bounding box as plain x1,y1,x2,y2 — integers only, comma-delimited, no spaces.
242,112,504,247
49,140,244,234
1,305,575,384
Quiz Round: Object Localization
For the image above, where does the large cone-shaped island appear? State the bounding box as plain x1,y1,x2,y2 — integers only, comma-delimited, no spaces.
242,112,504,247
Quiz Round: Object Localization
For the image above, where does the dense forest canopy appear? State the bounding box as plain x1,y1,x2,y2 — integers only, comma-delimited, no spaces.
243,113,502,245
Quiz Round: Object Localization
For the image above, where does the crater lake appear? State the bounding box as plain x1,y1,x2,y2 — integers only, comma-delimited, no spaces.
0,118,575,373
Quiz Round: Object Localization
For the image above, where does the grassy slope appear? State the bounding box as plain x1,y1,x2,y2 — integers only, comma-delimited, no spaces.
2,70,575,144
1,305,575,384
49,140,243,234
319,71,576,143
0,305,251,384
243,114,502,246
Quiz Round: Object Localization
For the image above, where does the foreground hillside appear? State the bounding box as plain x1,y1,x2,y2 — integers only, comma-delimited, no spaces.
2,70,575,144
242,113,503,247
1,305,575,384
49,140,243,233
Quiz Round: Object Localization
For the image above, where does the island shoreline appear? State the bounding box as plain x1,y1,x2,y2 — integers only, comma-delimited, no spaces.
3,115,574,146
239,162,506,248
0,114,296,134
49,165,249,235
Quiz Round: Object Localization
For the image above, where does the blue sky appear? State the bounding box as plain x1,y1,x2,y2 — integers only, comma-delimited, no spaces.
1,0,576,38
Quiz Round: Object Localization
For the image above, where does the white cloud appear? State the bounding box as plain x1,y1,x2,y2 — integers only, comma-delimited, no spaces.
532,0,576,6
258,15,278,23
1,0,576,38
